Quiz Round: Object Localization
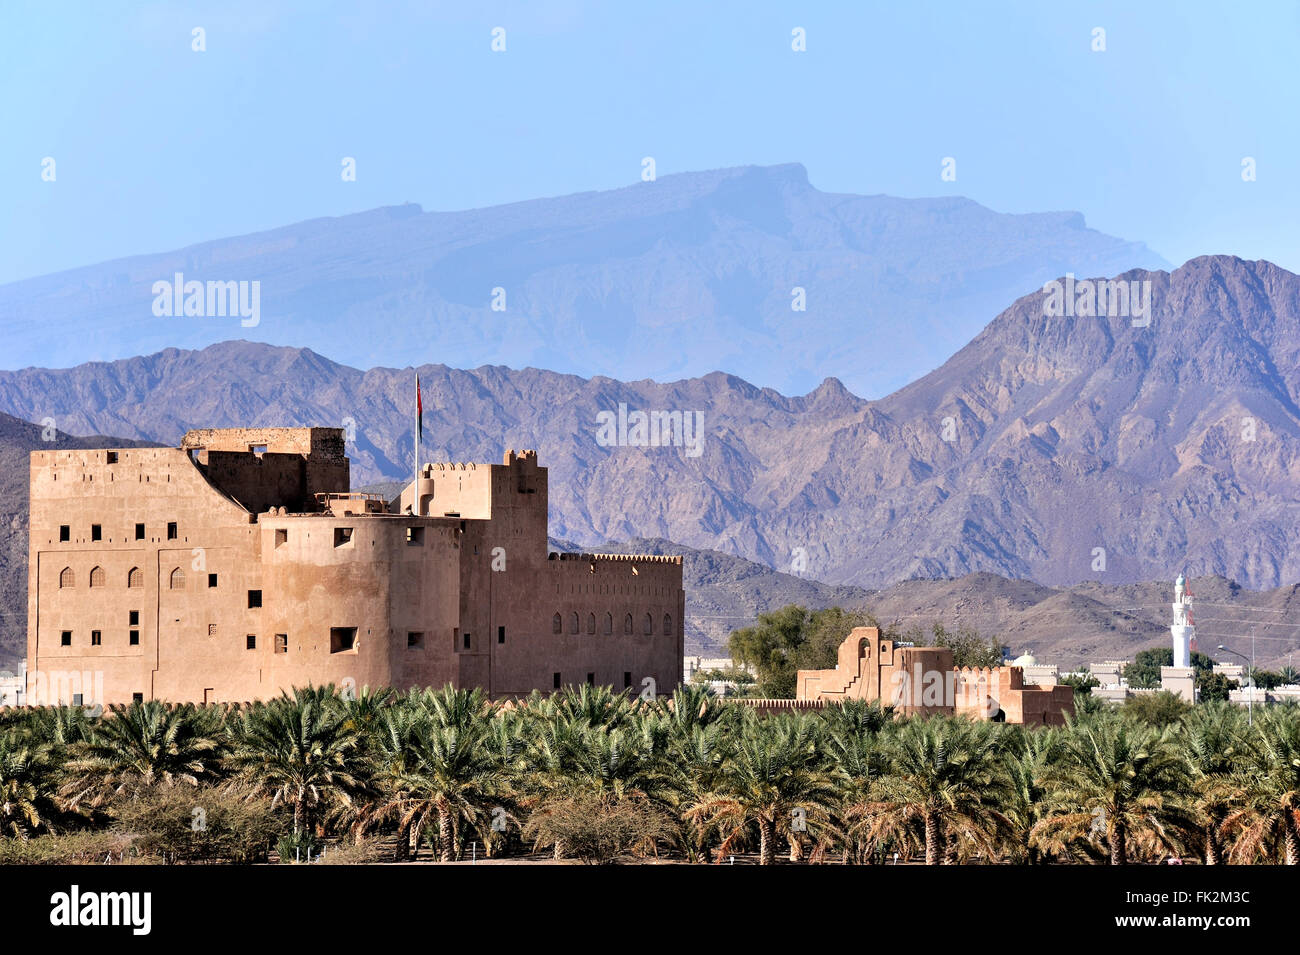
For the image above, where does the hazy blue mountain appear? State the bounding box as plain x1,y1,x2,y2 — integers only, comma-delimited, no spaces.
0,164,1166,396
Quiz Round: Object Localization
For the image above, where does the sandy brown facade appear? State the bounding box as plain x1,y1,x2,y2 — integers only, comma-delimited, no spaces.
26,428,683,705
797,627,1073,725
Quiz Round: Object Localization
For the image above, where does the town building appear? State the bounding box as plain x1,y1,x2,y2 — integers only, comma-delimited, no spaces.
25,428,683,705
795,626,1074,725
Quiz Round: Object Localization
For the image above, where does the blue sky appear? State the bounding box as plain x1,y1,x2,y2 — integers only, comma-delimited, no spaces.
1,0,1297,285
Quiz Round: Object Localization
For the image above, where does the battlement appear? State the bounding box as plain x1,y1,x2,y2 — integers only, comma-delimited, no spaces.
420,462,480,474
548,552,683,566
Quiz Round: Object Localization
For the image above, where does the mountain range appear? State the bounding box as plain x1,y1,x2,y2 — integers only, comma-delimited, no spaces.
2,254,1298,598
0,163,1167,397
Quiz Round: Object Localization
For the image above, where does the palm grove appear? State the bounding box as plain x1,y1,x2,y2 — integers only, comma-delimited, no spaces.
2,681,1299,865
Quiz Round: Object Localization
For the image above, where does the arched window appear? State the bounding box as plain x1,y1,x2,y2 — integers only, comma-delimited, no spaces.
569,612,580,635
624,614,633,635
644,613,654,635
663,613,672,636
587,613,596,634
59,567,74,589
169,567,186,590
552,613,562,634
604,612,613,635
127,567,142,588
89,566,105,588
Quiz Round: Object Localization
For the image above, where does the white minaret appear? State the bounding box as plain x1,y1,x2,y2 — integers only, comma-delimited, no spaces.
1171,573,1196,668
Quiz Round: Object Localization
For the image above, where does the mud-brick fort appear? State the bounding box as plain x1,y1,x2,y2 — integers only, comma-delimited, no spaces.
26,428,683,705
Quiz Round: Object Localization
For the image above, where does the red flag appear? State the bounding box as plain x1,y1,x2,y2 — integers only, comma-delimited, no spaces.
416,374,423,441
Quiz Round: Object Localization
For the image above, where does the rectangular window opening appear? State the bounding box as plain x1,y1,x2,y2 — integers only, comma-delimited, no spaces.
407,631,424,650
246,634,256,650
167,522,178,540
135,522,145,540
274,633,287,654
497,626,505,644
330,627,358,654
406,526,424,545
91,524,102,541
334,527,354,547
247,590,262,608
59,525,70,542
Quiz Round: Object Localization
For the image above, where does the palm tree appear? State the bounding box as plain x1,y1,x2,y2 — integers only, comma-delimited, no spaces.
228,686,365,840
1033,714,1199,864
1181,702,1248,865
865,715,1013,865
822,700,894,864
660,721,734,862
545,683,635,731
520,712,665,861
656,683,734,737
1216,707,1300,864
60,701,223,810
0,731,56,837
415,684,495,732
699,712,837,865
1001,725,1062,864
387,718,504,861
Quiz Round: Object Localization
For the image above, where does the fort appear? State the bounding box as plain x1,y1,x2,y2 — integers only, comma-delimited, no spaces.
25,427,684,705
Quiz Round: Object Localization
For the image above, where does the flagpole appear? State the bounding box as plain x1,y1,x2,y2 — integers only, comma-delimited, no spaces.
414,374,421,515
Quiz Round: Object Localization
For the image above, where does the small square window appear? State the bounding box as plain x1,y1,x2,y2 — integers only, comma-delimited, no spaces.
463,631,471,650
91,524,102,541
72,693,83,706
167,522,177,540
330,627,358,654
208,623,218,636
250,444,267,457
129,630,140,646
624,672,632,688
334,527,353,547
246,634,256,650
106,451,118,464
135,523,145,540
586,672,595,685
406,527,424,545
274,633,287,654
498,626,506,644
60,630,72,646
407,632,424,649
91,630,102,646
59,525,70,542
275,528,288,548
553,672,561,690
208,573,218,588
129,610,139,626
132,692,143,703
248,590,262,608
